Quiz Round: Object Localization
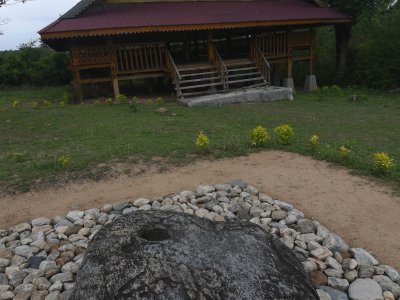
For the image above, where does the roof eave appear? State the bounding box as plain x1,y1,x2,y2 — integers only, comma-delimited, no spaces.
40,18,352,40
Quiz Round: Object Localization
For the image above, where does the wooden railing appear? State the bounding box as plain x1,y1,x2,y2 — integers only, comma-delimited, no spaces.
255,33,287,58
114,43,165,74
288,31,315,48
250,40,271,84
210,45,228,90
165,48,182,99
70,46,113,66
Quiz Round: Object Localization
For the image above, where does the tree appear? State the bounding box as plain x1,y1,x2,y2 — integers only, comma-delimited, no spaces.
325,0,395,82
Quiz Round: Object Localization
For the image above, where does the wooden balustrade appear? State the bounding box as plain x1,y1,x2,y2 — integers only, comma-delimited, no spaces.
71,43,166,74
71,46,113,66
114,43,165,74
210,45,228,90
165,48,182,99
287,31,315,48
250,40,271,84
255,33,287,58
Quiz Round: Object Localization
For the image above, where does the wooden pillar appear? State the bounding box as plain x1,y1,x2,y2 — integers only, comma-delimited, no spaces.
112,78,120,98
287,48,293,78
110,44,120,99
207,31,213,63
226,32,232,58
184,35,190,62
72,67,83,102
309,46,314,75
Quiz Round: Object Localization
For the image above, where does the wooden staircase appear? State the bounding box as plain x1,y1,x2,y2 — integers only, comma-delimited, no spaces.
177,63,224,99
225,59,268,90
165,46,271,100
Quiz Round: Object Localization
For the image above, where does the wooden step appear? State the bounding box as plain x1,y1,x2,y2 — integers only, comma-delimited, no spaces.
181,76,221,84
177,81,224,90
227,71,261,79
178,65,214,72
227,66,258,72
228,77,265,84
224,58,253,67
180,70,219,78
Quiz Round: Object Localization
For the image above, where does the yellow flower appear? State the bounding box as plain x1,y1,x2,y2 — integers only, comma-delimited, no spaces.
251,125,269,147
339,146,351,158
195,131,210,151
310,134,319,147
372,152,395,173
274,124,294,145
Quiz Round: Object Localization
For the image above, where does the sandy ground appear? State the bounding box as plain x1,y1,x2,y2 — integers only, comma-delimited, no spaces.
1,150,399,270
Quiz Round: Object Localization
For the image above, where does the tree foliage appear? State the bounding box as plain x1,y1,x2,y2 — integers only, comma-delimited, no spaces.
324,0,395,82
0,41,71,86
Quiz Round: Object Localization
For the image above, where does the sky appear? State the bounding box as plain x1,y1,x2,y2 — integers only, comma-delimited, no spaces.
0,0,80,50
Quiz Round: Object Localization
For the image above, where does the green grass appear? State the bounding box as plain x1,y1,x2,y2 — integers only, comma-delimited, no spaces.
0,85,399,194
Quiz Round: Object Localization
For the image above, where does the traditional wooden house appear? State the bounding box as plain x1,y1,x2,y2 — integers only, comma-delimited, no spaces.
39,0,350,102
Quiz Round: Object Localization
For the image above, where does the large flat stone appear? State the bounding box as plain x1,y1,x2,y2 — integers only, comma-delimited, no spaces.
180,86,293,107
71,211,318,299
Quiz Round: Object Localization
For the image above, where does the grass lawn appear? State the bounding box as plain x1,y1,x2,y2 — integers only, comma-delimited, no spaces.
0,85,399,194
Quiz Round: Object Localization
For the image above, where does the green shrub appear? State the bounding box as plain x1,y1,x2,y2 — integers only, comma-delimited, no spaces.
116,94,127,104
156,97,164,106
31,101,39,109
195,131,210,152
274,124,294,145
12,99,21,109
105,98,113,106
43,100,52,109
59,101,66,108
63,91,72,104
58,154,70,169
339,145,351,158
309,134,319,149
372,152,395,174
250,125,269,147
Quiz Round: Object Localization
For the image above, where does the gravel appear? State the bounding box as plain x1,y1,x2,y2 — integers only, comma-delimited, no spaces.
0,181,398,300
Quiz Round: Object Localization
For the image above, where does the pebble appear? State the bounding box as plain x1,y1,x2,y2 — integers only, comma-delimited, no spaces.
328,277,350,292
133,198,150,207
0,182,399,299
351,248,379,266
271,210,287,221
348,278,383,300
311,247,333,260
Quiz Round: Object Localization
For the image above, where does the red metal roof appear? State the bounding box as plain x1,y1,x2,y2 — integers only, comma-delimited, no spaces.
40,0,350,37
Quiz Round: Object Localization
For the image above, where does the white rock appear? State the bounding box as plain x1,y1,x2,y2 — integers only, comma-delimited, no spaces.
10,223,31,233
348,278,383,300
66,211,84,222
273,200,293,211
316,289,332,300
195,208,209,218
133,198,150,207
351,248,379,266
311,247,333,260
327,277,349,292
325,257,343,273
196,185,215,196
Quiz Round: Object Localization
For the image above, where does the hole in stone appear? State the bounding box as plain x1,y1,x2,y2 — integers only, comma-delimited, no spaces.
138,228,171,241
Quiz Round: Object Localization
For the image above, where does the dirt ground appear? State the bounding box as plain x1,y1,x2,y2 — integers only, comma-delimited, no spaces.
1,150,399,270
